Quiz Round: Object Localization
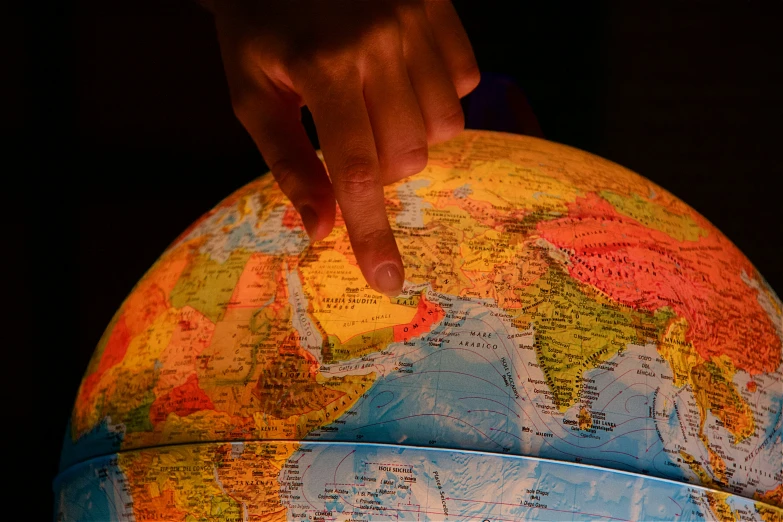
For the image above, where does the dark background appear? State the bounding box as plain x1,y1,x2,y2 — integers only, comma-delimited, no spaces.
12,1,782,518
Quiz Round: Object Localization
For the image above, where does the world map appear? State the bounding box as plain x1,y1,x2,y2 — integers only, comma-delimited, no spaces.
56,130,783,521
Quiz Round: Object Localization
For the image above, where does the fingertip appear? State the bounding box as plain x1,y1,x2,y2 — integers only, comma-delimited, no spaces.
373,261,405,297
299,205,320,241
299,201,336,242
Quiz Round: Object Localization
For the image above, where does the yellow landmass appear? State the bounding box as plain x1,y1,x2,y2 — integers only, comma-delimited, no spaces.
755,504,783,522
679,450,745,519
396,216,475,296
228,252,283,308
123,409,256,450
198,306,277,397
325,328,395,364
299,249,417,343
170,249,253,323
178,368,370,448
118,442,297,521
121,309,178,373
659,317,756,491
458,232,547,304
699,433,728,486
680,450,713,485
295,373,376,438
418,159,579,215
390,294,420,307
424,131,667,212
421,203,491,235
511,265,668,412
754,486,783,522
118,252,377,449
460,228,524,274
212,173,285,227
658,317,703,388
485,241,552,310
154,306,215,395
691,357,756,444
213,442,295,521
706,491,740,522
73,310,178,436
600,190,708,242
82,308,124,381
120,444,241,521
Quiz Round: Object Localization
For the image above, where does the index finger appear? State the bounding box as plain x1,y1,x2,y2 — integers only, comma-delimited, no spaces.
304,75,405,297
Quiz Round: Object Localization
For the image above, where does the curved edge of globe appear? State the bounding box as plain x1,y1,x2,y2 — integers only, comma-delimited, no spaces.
59,130,783,519
54,440,783,522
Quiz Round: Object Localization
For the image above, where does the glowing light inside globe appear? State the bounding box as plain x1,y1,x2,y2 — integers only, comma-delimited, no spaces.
56,131,783,521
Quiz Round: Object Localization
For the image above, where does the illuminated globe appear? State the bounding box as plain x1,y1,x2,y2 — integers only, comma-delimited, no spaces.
56,131,782,521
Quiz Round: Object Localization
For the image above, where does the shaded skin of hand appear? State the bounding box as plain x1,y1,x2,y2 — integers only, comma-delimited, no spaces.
211,0,480,296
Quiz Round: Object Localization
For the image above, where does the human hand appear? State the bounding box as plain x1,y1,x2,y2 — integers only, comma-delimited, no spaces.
211,0,479,296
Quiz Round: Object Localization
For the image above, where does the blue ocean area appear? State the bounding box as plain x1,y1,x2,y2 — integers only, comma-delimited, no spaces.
310,298,687,482
59,418,124,472
53,455,128,522
288,442,743,521
221,219,308,255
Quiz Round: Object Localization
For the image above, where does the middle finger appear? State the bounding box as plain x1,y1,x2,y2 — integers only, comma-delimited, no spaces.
303,71,406,297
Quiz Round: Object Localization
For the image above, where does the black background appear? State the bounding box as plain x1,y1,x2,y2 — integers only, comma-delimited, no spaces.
12,1,783,518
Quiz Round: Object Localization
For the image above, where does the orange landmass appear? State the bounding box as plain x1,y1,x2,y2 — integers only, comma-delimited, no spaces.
213,444,290,521
393,294,445,342
120,445,241,521
755,504,783,522
131,487,188,522
536,193,781,374
278,330,319,369
706,492,739,522
78,313,132,409
746,380,758,393
123,251,188,333
120,442,295,521
76,250,190,415
155,306,215,393
254,353,344,419
241,266,344,420
228,253,283,309
756,484,783,508
150,374,215,426
700,433,728,487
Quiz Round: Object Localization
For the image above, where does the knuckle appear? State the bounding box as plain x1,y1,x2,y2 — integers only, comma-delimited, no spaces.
442,105,466,132
269,159,300,192
286,46,355,86
430,105,465,142
350,225,393,253
455,64,481,97
395,144,428,174
335,156,379,196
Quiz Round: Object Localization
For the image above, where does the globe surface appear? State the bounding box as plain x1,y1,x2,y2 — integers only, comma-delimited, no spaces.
57,131,783,521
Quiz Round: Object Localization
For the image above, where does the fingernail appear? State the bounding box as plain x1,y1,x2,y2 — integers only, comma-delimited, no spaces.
300,206,318,241
374,263,404,297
